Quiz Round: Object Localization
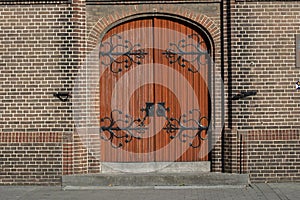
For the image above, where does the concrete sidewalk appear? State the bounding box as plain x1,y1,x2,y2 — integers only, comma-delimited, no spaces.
0,183,299,200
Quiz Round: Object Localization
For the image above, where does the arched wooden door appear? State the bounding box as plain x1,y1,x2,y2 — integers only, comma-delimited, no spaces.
99,17,210,163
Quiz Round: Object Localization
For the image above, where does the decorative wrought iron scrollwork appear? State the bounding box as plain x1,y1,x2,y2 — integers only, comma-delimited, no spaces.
99,109,148,148
99,34,148,73
163,109,209,148
100,103,209,149
162,34,208,73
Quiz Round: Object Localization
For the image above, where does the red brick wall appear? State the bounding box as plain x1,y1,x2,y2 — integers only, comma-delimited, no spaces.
0,133,62,185
240,130,300,182
227,0,300,182
230,0,300,129
0,0,87,184
0,2,74,133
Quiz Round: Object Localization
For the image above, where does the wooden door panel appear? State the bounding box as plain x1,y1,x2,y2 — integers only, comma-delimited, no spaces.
153,18,209,162
100,17,209,162
99,19,154,162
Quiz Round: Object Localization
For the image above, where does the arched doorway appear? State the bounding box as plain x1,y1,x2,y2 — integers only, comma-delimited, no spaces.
99,17,211,163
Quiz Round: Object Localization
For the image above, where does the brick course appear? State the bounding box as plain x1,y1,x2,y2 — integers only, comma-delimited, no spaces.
240,130,300,182
0,132,62,185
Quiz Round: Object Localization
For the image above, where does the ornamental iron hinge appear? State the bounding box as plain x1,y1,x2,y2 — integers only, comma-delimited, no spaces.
162,34,208,73
99,34,148,73
100,102,208,149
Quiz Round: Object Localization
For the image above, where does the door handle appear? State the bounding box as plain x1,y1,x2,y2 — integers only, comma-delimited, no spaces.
141,102,169,117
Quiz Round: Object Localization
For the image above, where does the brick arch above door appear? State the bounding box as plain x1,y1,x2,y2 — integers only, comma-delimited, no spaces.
86,5,220,52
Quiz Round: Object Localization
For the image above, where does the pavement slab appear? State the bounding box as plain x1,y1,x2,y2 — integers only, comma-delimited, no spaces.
0,183,299,200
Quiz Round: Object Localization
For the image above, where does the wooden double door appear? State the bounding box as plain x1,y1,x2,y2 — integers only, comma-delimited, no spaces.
99,17,210,162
